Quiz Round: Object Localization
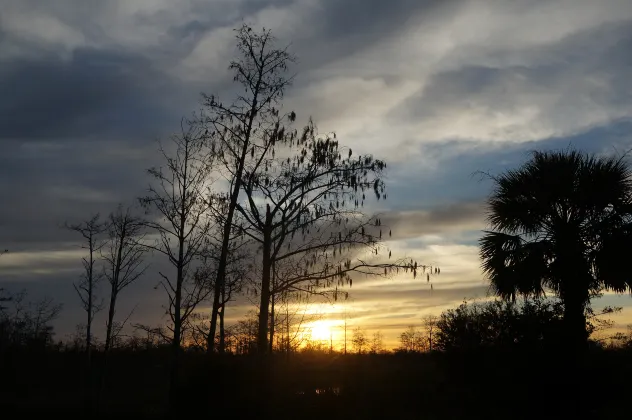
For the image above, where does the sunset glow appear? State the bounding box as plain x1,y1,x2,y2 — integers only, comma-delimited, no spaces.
310,321,332,341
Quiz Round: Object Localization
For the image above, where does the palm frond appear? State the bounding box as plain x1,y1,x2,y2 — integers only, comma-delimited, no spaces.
480,232,548,300
594,222,632,293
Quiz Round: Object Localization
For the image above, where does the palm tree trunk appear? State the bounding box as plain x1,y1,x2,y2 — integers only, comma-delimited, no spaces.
563,292,588,351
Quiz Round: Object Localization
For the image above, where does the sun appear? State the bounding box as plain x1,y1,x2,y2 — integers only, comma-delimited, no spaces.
310,321,331,341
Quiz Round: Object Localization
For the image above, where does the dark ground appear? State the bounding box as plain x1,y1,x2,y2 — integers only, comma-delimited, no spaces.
2,347,631,419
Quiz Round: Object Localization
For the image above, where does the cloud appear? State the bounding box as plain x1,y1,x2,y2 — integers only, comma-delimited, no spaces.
2,0,632,339
380,201,486,240
393,21,632,143
0,45,192,252
281,2,632,164
0,47,184,140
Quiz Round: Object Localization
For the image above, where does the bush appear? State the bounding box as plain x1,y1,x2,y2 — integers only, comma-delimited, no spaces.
435,299,565,351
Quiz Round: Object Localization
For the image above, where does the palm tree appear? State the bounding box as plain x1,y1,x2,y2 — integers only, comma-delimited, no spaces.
480,149,632,350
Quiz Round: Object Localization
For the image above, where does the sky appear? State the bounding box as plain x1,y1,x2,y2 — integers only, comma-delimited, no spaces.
1,0,632,349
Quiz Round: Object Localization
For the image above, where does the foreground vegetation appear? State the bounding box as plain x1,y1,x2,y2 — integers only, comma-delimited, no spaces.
3,346,632,419
3,290,632,418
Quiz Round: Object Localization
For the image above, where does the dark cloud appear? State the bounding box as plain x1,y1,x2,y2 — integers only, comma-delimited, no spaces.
380,201,485,240
0,48,182,140
292,0,460,75
0,137,154,250
0,45,197,252
313,0,449,41
169,0,297,37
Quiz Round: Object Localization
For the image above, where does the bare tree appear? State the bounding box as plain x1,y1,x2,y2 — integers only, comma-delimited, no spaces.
370,331,384,354
139,120,214,405
352,326,368,354
399,326,426,353
102,205,148,352
197,194,252,353
222,311,259,355
199,24,296,352
132,323,173,348
422,315,439,352
66,214,106,365
272,290,321,355
0,289,62,349
194,237,248,353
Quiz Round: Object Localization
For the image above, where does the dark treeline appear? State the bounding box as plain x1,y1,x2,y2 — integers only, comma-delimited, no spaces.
2,291,632,419
3,24,632,419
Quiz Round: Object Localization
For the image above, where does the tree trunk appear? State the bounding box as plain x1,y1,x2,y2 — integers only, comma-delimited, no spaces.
559,275,589,419
169,236,185,412
86,236,94,366
258,205,273,354
209,82,261,354
269,294,275,354
86,292,92,361
104,288,117,352
269,258,276,354
258,248,272,354
344,311,347,355
99,287,117,413
208,177,241,353
555,235,590,353
106,223,125,352
169,279,182,413
285,302,290,357
219,301,225,354
563,290,588,352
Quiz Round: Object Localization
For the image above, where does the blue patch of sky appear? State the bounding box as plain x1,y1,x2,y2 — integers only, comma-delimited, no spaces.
387,120,632,211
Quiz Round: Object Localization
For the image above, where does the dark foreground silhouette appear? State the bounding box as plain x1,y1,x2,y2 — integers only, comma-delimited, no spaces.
2,346,632,419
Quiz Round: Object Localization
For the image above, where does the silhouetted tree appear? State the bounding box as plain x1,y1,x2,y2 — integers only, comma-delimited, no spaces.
609,325,632,349
352,326,368,354
370,331,384,354
238,119,427,353
66,214,106,365
197,195,251,353
260,254,332,354
229,311,259,355
271,290,319,355
399,326,425,353
199,24,296,352
422,315,438,352
194,238,247,353
0,288,9,312
140,120,214,406
434,300,565,351
480,150,632,351
102,205,148,353
0,290,61,350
